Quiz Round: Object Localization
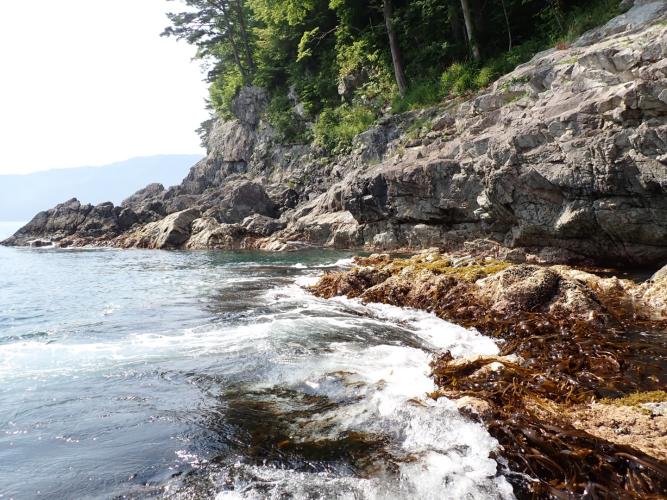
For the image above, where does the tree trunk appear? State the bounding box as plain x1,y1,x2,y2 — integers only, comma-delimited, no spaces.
383,0,407,97
234,0,255,74
500,0,512,51
459,0,480,61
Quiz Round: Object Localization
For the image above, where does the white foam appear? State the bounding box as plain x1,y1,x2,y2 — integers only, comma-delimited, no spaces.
320,257,355,268
334,297,499,357
4,257,514,498
0,322,273,382
293,275,320,288
211,284,513,499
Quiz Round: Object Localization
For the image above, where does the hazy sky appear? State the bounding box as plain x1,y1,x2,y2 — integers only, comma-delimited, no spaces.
0,0,209,175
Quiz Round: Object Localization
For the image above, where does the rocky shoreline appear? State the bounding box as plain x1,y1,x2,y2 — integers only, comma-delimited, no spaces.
2,3,666,496
3,1,667,268
309,250,667,497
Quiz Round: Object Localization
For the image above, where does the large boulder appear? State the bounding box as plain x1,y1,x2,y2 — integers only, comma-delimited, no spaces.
184,217,246,250
200,179,278,223
120,208,200,249
240,214,285,236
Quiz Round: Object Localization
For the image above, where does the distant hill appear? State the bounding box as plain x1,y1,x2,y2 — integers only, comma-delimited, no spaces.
0,155,202,221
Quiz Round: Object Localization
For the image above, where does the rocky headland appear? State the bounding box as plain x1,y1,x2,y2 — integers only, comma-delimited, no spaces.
4,1,667,268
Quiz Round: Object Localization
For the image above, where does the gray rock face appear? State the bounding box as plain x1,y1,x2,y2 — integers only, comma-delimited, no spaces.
2,198,128,247
241,214,285,236
287,2,667,265
119,208,201,249
199,179,277,223
4,2,666,265
122,183,165,210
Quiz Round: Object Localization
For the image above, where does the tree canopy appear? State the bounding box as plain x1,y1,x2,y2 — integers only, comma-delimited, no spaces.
163,0,625,149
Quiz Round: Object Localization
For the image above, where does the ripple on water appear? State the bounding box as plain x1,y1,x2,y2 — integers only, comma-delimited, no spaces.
0,249,514,499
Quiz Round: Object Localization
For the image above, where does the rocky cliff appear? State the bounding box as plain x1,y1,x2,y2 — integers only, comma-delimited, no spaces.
5,0,667,266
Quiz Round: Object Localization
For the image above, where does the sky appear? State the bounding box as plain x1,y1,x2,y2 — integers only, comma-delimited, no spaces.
0,0,209,175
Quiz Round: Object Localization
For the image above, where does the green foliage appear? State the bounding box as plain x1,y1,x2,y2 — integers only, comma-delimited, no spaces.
209,70,244,118
559,0,626,43
391,79,441,113
474,66,495,89
353,66,396,111
265,92,310,144
297,27,321,61
313,104,376,153
403,115,433,142
440,62,478,97
501,75,531,91
487,39,543,75
165,0,632,149
337,39,374,80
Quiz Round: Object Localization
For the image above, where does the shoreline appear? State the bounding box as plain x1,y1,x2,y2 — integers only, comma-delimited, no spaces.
308,249,667,497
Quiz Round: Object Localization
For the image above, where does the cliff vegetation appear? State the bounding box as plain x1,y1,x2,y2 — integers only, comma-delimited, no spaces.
164,0,626,152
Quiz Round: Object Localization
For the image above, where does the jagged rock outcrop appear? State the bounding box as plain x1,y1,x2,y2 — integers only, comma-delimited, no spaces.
289,2,667,265
4,2,667,266
117,208,201,249
2,198,132,247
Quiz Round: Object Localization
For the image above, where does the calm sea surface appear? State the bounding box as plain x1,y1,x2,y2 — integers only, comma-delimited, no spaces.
0,229,513,498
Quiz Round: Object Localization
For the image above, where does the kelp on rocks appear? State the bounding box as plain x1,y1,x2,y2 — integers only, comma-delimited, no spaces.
310,251,667,498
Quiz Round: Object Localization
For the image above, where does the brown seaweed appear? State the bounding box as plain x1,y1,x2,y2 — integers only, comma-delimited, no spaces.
310,254,667,498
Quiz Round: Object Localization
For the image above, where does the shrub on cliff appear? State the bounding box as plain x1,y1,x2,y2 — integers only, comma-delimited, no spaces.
164,0,631,148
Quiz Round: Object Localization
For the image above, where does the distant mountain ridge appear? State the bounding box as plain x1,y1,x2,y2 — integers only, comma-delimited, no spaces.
0,155,202,221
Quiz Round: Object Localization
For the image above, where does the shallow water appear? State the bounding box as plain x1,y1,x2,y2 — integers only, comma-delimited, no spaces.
0,246,514,499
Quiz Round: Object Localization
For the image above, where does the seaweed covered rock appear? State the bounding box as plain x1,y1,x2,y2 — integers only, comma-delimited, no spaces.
479,265,561,313
641,264,667,318
310,251,667,497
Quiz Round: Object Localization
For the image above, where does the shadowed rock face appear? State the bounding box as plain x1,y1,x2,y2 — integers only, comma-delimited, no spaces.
2,198,131,247
4,3,667,264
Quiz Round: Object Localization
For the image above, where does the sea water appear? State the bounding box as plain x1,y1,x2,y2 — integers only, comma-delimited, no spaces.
0,244,514,499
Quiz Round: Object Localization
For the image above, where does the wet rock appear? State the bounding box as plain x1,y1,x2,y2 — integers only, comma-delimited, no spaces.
641,263,667,317
28,239,52,248
452,396,493,420
479,265,561,313
569,402,667,461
